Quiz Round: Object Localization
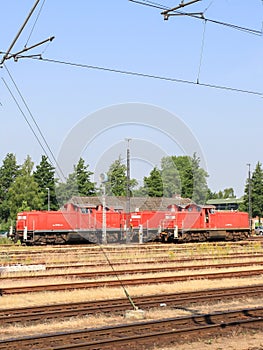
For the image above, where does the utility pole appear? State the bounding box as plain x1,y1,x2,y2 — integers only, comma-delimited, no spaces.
46,187,50,211
247,163,252,233
125,138,131,243
100,173,108,245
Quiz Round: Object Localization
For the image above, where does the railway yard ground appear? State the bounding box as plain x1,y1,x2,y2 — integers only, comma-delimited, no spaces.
0,239,263,349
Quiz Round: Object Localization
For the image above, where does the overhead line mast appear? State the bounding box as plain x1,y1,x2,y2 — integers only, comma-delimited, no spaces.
0,0,54,65
0,0,41,65
125,138,131,243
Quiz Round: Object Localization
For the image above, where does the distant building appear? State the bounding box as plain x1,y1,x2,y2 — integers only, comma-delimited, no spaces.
206,198,243,211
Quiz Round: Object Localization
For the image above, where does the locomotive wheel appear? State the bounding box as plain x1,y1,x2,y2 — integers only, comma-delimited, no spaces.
198,233,206,242
225,232,234,241
181,233,191,242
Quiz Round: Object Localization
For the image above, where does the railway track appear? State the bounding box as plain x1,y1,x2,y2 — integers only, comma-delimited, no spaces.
0,306,262,349
0,240,260,255
2,259,263,281
1,268,263,295
0,284,263,326
2,252,263,269
0,240,253,251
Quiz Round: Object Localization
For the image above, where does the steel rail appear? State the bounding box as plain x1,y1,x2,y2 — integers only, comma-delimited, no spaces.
0,284,263,326
0,240,257,255
0,307,262,350
1,268,263,295
45,253,263,269
1,251,263,267
2,259,263,281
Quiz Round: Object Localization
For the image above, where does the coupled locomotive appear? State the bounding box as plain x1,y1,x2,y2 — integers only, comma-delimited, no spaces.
14,199,250,245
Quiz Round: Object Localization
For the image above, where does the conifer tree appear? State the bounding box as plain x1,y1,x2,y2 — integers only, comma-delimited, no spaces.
75,158,96,196
7,156,44,219
56,158,96,205
105,157,137,196
161,156,181,197
143,167,163,197
34,155,58,210
0,153,20,222
241,162,263,221
106,157,127,196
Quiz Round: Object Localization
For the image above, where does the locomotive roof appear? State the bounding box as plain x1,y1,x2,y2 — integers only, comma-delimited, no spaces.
68,196,194,211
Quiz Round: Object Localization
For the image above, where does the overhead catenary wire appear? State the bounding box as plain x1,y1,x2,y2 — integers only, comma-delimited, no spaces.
3,64,66,182
129,0,263,36
24,0,47,48
1,77,51,163
196,0,212,83
197,18,207,84
129,0,174,11
3,63,138,311
2,60,138,311
16,55,263,97
0,0,261,311
0,0,42,65
203,0,214,14
2,64,139,310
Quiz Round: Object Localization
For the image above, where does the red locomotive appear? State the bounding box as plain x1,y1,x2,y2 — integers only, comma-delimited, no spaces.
14,199,250,245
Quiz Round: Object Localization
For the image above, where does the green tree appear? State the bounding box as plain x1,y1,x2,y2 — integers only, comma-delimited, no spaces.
206,188,218,200
56,175,77,206
56,173,78,206
161,156,181,197
143,167,163,197
160,154,208,202
105,157,137,196
75,158,96,196
132,186,147,197
0,153,20,201
7,156,44,219
171,155,193,198
209,188,236,199
56,158,96,205
106,158,127,196
241,162,263,220
0,153,20,222
190,153,209,203
33,155,58,210
222,188,236,198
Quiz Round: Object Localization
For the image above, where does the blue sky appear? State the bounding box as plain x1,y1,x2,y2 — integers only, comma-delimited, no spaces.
0,0,262,198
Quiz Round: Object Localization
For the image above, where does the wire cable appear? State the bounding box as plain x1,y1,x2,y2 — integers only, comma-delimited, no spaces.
197,19,207,84
129,0,262,36
2,67,139,311
98,244,138,310
129,0,168,11
21,55,263,97
25,0,46,48
0,0,42,65
1,77,50,161
203,1,214,14
3,64,66,181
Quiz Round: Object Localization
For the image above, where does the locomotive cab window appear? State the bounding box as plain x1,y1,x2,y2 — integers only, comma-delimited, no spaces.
81,208,92,214
205,209,209,223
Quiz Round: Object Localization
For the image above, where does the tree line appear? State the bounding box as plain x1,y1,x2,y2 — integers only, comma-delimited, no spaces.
0,153,263,229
